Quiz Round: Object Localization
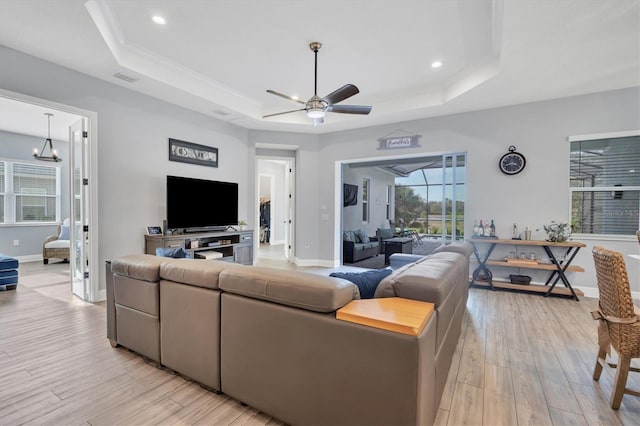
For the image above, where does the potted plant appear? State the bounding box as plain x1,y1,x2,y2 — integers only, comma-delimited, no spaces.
238,220,247,231
540,221,571,242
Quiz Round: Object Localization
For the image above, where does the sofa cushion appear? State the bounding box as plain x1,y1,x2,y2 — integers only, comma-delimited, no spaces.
160,258,244,290
155,247,187,258
355,230,370,243
376,228,394,240
330,268,393,299
374,252,467,306
45,239,70,249
219,266,359,313
111,254,166,282
59,223,70,240
343,231,356,242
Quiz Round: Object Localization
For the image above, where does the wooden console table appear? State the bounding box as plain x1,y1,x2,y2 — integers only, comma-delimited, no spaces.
336,297,434,336
469,238,586,301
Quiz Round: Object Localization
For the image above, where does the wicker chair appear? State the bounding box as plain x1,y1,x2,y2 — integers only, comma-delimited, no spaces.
42,223,70,264
591,246,640,409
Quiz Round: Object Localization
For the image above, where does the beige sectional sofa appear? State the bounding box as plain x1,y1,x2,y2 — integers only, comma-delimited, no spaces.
106,242,472,425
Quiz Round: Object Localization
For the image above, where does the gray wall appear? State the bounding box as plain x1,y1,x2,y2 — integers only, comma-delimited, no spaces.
0,130,70,257
0,45,251,293
316,88,640,291
1,44,638,295
342,165,394,236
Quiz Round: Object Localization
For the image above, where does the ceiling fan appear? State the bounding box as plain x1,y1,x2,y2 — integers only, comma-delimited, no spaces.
263,42,372,126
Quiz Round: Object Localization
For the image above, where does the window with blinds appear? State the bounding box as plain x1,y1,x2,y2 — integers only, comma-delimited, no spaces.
570,135,640,236
10,162,58,222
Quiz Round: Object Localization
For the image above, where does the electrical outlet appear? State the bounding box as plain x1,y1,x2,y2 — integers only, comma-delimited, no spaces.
13,240,19,246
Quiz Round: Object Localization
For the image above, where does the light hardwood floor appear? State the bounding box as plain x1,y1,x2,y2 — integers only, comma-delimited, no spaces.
1,261,639,425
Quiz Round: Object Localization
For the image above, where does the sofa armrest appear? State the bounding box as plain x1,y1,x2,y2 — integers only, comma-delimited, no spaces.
343,240,356,251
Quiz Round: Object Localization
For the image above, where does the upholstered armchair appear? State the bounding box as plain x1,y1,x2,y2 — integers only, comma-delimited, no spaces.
43,219,70,264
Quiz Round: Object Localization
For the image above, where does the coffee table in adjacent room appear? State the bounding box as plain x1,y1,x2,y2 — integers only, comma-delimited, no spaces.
383,237,413,265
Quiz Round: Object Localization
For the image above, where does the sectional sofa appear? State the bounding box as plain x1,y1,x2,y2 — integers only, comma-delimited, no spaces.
106,242,472,425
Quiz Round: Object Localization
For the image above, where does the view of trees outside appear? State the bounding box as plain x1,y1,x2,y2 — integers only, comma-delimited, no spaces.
394,156,465,240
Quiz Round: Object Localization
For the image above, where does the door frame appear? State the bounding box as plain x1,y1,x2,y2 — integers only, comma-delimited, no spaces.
255,155,296,262
0,88,100,302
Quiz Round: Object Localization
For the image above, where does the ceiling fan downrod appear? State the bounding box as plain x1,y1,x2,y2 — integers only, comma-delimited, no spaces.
310,42,322,96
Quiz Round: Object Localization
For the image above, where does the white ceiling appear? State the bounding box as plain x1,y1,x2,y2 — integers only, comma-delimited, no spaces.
0,0,638,137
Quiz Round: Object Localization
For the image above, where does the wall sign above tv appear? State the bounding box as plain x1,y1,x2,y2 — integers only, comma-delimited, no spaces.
169,138,218,168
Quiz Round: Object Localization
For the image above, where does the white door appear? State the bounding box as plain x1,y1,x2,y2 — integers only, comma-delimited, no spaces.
69,119,89,300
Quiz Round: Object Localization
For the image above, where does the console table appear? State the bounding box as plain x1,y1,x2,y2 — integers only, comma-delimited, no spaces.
145,230,253,265
469,238,586,300
383,237,413,265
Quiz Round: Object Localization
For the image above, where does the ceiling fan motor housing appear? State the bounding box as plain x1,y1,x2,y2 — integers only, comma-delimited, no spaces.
306,95,327,113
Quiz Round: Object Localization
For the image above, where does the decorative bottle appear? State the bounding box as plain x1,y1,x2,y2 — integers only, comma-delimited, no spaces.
484,220,492,237
473,220,479,237
490,219,496,237
478,220,484,236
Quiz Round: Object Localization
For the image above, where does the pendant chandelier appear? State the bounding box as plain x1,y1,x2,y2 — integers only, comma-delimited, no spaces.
33,113,62,162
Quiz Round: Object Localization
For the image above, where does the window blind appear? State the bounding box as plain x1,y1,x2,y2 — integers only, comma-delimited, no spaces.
13,163,57,195
570,136,640,235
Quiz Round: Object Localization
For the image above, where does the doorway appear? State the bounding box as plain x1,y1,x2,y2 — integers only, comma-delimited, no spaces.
256,156,295,263
0,88,99,302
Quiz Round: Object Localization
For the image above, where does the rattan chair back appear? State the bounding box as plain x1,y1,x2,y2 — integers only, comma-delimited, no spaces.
592,246,639,357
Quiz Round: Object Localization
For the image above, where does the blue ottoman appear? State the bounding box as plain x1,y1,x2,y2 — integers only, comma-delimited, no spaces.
0,254,19,291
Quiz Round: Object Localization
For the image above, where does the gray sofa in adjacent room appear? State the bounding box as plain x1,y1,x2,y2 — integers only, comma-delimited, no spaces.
106,242,473,425
342,229,379,263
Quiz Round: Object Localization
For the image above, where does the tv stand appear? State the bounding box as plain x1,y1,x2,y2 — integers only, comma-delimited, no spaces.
145,229,253,265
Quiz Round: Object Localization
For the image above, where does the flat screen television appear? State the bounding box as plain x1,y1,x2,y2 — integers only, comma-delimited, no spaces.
167,175,238,232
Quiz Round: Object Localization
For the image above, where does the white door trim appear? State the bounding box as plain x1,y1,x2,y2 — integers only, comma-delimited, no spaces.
0,88,100,302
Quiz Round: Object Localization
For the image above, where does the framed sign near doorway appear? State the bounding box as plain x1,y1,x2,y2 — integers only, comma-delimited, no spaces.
169,138,218,168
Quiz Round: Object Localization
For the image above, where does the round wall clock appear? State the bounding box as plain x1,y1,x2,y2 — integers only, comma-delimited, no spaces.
498,146,526,175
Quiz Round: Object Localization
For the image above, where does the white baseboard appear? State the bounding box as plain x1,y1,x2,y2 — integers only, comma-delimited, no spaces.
92,289,106,303
574,286,599,299
15,254,42,263
574,286,640,300
293,257,338,268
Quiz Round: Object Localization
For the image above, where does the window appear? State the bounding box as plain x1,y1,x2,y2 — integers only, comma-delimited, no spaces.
394,153,466,241
570,134,640,236
362,178,370,223
1,160,60,224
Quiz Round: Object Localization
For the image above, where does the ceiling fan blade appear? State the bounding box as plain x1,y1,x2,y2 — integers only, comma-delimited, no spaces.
326,104,372,115
263,108,306,118
322,84,359,105
312,117,324,126
266,89,306,105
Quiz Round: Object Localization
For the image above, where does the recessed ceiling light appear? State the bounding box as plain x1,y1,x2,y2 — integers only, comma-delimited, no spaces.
152,15,166,25
291,95,299,100
431,61,442,69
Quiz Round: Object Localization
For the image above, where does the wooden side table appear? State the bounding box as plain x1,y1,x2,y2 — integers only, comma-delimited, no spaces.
336,297,434,336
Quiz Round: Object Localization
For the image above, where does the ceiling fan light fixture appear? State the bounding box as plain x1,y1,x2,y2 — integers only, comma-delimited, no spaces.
306,108,325,119
32,113,62,162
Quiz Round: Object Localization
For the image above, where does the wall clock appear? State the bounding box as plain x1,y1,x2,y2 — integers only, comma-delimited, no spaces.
498,146,526,175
